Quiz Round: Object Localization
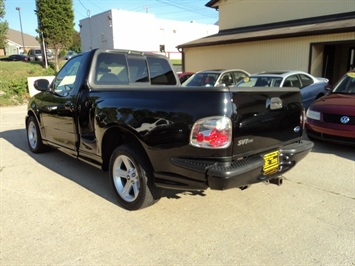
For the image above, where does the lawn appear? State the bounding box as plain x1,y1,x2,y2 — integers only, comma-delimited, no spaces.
0,60,56,106
0,57,180,106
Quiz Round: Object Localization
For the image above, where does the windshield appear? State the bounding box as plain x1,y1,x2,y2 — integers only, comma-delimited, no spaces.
332,72,355,94
182,72,220,87
236,76,283,87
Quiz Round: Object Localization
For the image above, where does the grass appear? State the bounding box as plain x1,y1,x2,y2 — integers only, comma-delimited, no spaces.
0,58,181,106
0,60,56,106
170,59,181,65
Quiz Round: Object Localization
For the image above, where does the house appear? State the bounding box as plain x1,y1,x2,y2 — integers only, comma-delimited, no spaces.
79,9,218,64
177,0,355,84
2,28,40,56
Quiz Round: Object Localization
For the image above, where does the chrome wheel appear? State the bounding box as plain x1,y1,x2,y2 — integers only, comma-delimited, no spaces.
109,145,161,210
112,154,140,202
27,120,38,150
26,116,46,153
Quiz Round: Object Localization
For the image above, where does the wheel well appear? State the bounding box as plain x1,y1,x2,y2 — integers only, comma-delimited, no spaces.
101,127,148,171
26,110,38,127
316,93,324,99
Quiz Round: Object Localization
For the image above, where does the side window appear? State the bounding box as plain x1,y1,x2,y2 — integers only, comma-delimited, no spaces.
299,74,314,88
273,78,283,87
95,53,128,85
233,71,249,84
284,75,301,88
127,56,149,83
147,56,177,85
219,73,233,86
53,55,82,96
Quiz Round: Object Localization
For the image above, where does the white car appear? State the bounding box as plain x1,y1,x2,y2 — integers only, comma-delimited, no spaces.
182,69,250,87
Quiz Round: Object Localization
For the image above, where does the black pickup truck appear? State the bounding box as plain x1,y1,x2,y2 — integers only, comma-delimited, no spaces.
26,49,313,210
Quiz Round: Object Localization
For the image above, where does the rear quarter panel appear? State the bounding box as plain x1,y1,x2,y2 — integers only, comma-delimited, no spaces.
89,87,235,179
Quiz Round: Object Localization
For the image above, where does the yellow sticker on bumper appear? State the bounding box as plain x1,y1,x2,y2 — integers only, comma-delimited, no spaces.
263,151,279,175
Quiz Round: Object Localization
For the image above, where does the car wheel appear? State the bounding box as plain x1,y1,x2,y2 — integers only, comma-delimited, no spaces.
26,116,46,153
109,144,161,210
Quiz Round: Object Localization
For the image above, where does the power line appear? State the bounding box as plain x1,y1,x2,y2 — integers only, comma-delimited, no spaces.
155,0,215,19
73,0,217,24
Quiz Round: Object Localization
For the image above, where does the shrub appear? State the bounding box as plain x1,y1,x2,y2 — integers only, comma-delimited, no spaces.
0,61,56,106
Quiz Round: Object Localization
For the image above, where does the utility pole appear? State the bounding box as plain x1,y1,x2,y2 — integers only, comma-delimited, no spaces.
16,7,25,54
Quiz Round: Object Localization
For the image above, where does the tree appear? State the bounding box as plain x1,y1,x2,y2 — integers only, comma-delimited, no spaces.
69,30,81,53
0,0,9,50
36,0,74,71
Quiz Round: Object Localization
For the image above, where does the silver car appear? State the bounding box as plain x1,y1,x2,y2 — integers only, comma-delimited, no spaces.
236,70,329,109
28,49,42,61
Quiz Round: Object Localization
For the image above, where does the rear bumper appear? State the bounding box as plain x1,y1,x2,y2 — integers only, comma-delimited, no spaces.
206,140,314,190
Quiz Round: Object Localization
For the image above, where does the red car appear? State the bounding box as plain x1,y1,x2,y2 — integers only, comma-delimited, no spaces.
306,70,355,145
178,72,194,84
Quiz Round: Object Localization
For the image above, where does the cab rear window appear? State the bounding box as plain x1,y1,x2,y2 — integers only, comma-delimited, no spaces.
94,52,176,86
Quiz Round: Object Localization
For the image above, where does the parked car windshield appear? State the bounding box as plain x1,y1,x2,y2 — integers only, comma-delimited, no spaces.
332,72,355,94
236,76,283,87
182,73,220,87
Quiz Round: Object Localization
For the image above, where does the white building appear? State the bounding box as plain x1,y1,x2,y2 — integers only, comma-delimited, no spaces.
79,9,218,61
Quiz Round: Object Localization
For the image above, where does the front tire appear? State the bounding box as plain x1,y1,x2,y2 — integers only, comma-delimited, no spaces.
26,116,46,153
109,144,161,210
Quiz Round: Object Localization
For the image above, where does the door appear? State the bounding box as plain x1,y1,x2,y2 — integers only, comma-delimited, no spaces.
348,47,355,70
323,45,335,84
39,55,83,155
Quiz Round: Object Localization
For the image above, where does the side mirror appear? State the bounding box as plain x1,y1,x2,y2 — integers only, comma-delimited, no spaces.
34,79,50,92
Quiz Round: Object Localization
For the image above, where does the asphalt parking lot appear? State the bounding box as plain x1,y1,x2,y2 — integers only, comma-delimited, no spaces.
1,104,354,265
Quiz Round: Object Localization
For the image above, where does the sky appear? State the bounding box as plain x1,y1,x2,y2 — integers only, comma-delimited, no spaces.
4,0,219,37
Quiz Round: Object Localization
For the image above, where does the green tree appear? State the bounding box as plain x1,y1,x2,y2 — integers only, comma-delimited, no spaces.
0,0,9,49
36,0,74,71
69,30,81,53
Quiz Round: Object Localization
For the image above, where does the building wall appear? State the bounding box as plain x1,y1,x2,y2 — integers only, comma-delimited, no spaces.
80,9,218,57
218,0,355,30
111,9,157,52
80,11,114,51
4,41,19,55
183,32,355,75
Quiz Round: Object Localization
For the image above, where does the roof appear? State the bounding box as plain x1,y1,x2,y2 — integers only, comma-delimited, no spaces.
195,69,246,74
205,0,220,9
7,28,40,48
251,71,310,77
177,12,355,49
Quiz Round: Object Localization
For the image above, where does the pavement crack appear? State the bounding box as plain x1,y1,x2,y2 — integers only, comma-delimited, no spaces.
284,177,355,200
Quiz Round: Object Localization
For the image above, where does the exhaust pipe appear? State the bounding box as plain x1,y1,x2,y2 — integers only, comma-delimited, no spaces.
239,185,251,190
269,177,283,186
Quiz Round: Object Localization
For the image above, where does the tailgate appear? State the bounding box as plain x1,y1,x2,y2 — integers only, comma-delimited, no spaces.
229,87,303,157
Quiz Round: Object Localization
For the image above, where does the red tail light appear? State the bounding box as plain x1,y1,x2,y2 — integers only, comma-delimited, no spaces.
190,116,232,149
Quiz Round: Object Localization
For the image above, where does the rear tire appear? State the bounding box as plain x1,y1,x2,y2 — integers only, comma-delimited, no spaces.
109,144,161,210
26,116,46,153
